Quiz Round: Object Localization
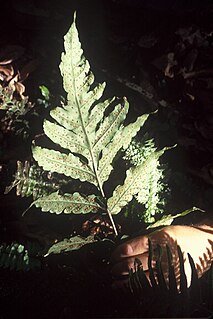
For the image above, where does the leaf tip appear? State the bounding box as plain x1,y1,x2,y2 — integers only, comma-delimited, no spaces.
73,11,77,22
192,206,205,213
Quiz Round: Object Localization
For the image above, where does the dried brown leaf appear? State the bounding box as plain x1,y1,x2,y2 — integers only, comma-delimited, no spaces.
8,74,26,99
14,82,26,99
0,65,14,81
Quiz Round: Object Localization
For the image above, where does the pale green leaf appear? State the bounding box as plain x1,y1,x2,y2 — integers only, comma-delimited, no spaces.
147,207,205,229
32,146,97,185
43,120,88,156
31,13,153,228
93,98,129,161
98,112,150,184
107,148,167,214
33,191,102,214
44,235,96,256
50,105,80,131
87,97,116,135
41,13,132,183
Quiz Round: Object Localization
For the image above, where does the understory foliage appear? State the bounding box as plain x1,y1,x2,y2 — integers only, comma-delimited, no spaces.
0,54,36,136
3,13,201,251
124,136,169,223
5,160,60,200
0,11,213,319
128,242,213,318
0,241,41,271
29,12,170,234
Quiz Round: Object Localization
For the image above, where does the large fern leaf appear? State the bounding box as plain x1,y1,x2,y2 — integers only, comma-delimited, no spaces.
32,13,150,222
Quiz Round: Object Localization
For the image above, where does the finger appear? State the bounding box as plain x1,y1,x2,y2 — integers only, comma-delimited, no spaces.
111,235,149,262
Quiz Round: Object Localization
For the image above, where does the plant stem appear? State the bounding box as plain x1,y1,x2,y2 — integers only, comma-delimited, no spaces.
73,64,118,236
107,209,118,236
94,165,118,236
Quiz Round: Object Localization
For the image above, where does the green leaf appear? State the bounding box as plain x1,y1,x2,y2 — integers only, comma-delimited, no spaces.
4,160,57,200
34,13,151,190
0,242,41,271
107,148,167,215
33,146,97,185
44,235,96,256
98,112,150,184
39,85,50,101
147,207,204,229
93,98,129,161
43,120,90,158
33,191,103,214
31,13,152,234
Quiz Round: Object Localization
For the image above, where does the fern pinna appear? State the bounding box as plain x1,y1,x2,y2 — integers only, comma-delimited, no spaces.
0,241,41,271
31,13,168,235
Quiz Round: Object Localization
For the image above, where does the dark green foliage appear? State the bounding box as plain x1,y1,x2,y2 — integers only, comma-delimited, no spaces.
0,84,34,136
166,244,178,295
0,241,41,271
207,263,213,309
128,241,213,317
5,160,59,199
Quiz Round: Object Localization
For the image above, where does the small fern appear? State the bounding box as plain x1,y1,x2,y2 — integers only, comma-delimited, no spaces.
5,160,59,199
0,241,41,271
124,136,169,223
30,13,172,235
128,241,213,317
0,83,33,135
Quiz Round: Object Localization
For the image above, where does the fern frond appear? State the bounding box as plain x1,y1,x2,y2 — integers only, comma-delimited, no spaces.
147,207,204,229
31,13,151,232
128,241,213,318
44,235,96,256
34,13,129,186
0,242,41,271
32,13,150,190
107,148,167,215
124,137,170,223
32,191,104,214
4,160,59,199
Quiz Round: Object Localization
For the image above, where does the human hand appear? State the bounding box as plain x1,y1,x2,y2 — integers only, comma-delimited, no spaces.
111,225,213,288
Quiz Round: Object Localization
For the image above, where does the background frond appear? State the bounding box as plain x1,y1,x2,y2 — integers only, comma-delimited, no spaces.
127,241,213,317
4,160,59,199
0,241,41,271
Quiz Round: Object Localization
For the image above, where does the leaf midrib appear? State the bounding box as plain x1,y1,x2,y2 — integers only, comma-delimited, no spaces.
70,33,105,195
